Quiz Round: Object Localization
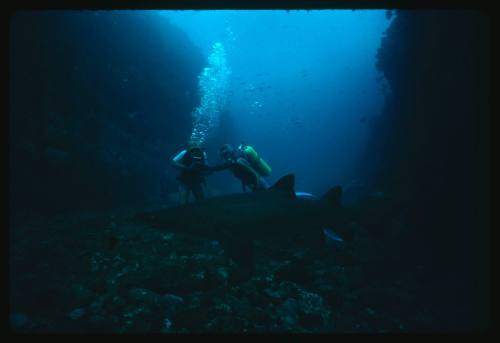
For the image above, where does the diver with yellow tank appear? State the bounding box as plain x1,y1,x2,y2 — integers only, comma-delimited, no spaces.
237,142,272,178
209,142,271,192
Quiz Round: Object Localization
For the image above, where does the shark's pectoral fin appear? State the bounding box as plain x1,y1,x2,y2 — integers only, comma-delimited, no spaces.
323,227,345,247
295,191,316,199
219,236,255,275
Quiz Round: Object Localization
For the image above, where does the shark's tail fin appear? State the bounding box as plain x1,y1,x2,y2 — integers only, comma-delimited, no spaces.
323,186,342,208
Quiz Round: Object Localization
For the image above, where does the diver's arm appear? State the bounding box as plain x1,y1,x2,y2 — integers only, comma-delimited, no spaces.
172,159,186,169
206,162,232,172
171,150,187,169
259,177,270,190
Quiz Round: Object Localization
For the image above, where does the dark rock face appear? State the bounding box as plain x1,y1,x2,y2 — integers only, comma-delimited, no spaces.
9,11,204,219
362,10,490,330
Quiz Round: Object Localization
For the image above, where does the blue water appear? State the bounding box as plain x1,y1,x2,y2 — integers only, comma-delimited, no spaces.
159,10,392,195
8,10,490,333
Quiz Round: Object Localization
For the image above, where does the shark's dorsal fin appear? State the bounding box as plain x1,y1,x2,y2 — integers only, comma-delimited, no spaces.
323,186,342,208
270,174,296,197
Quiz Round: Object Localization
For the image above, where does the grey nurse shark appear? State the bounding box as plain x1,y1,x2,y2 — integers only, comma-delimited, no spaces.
137,174,353,272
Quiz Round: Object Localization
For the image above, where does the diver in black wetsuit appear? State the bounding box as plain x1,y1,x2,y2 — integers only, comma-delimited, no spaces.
171,141,210,204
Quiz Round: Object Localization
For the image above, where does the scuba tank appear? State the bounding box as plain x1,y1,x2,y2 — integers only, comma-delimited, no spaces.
238,142,272,177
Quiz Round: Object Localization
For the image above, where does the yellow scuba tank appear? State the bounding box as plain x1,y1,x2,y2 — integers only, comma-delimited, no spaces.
239,143,272,177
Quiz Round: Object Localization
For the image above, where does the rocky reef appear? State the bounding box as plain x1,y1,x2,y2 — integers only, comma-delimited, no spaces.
8,11,205,219
9,208,434,333
360,10,490,331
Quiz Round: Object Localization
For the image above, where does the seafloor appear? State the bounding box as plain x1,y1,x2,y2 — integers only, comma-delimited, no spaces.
9,203,434,333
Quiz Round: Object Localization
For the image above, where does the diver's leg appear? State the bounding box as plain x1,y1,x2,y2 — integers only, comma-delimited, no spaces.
250,181,259,192
259,177,270,190
202,180,211,197
178,184,187,205
251,176,263,192
178,184,183,204
192,183,205,201
182,184,191,204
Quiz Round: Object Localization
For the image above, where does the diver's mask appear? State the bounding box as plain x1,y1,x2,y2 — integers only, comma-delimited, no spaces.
238,141,246,153
221,150,234,162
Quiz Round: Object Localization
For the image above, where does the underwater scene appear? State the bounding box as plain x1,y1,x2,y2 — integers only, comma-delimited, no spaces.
8,9,490,333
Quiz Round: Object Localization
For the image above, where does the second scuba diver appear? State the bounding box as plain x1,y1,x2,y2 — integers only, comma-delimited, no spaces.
210,143,271,192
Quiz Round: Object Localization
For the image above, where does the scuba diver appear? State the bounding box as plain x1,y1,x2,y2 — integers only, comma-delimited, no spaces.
171,141,210,204
210,143,271,192
237,141,272,180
